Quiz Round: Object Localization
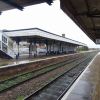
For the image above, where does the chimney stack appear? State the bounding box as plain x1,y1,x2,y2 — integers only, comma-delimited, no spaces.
62,34,65,37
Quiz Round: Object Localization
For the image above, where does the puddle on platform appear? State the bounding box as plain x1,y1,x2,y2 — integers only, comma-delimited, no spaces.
0,58,33,68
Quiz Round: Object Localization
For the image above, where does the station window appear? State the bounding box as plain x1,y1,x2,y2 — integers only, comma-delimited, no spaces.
2,35,7,44
2,43,7,53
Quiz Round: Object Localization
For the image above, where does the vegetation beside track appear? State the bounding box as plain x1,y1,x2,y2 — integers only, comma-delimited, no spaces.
0,56,82,93
0,51,98,100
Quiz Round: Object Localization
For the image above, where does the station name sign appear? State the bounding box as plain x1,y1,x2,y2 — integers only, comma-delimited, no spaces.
96,39,100,44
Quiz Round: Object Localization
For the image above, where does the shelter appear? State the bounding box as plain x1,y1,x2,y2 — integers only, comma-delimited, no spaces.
0,0,99,44
4,28,86,58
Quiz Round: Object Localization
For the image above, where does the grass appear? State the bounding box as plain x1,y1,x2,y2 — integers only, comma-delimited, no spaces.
0,63,9,67
0,57,77,92
0,53,96,94
0,56,86,92
16,95,24,100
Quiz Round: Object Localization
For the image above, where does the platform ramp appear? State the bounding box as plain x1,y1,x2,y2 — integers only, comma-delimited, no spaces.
0,31,15,59
0,50,12,59
0,44,15,59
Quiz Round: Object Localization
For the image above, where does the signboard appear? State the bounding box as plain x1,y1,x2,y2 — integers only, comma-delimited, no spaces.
96,39,100,44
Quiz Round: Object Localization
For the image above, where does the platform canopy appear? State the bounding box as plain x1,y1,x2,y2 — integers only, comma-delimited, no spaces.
0,0,53,13
4,28,86,46
0,0,100,44
60,0,100,44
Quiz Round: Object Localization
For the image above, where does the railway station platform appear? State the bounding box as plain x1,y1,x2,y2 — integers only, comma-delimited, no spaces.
0,53,78,68
62,52,100,100
0,51,93,68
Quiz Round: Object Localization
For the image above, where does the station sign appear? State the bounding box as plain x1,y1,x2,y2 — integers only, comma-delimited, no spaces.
96,39,100,44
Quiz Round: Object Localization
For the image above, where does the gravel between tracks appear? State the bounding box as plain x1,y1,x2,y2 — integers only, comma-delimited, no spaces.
0,58,82,100
0,54,82,81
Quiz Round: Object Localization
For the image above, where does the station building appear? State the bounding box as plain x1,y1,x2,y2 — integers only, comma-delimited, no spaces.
0,28,86,59
0,1,100,100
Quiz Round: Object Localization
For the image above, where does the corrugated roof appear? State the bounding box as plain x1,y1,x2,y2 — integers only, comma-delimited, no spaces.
60,0,100,44
0,0,53,12
0,0,97,44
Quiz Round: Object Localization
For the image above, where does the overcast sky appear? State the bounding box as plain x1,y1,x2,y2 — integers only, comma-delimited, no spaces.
0,1,99,48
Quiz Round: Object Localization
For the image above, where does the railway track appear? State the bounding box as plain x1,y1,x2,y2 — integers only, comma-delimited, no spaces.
0,55,84,93
0,52,97,100
24,54,94,100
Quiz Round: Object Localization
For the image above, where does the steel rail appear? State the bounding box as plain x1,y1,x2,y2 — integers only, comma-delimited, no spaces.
0,55,84,93
24,55,93,100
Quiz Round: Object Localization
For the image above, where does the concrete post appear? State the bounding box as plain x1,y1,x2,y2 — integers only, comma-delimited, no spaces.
29,42,32,58
16,41,20,59
60,42,62,54
53,41,55,54
45,40,49,55
34,41,37,57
